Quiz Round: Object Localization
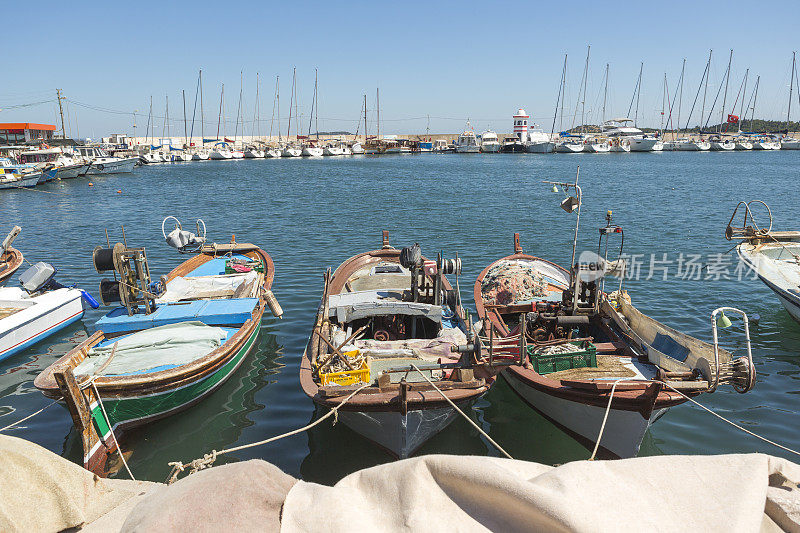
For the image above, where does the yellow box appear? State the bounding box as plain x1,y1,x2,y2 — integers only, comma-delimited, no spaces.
319,359,371,386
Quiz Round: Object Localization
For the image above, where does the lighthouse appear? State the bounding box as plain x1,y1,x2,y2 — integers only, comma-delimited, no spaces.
513,108,529,143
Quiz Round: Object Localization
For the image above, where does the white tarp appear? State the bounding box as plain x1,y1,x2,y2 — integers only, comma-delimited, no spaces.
157,272,258,303
1,434,800,532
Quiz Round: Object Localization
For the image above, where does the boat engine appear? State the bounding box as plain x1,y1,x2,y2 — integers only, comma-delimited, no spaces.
18,262,63,294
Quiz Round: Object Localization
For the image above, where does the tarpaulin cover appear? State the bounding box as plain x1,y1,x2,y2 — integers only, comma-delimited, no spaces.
74,321,226,377
157,272,258,303
2,435,800,532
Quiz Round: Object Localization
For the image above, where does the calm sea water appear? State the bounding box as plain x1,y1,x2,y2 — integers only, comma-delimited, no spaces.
1,151,799,484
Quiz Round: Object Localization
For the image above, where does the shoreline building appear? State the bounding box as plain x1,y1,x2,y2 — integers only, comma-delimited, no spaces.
0,123,56,145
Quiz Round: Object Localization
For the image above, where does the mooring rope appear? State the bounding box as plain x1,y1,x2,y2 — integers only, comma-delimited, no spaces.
589,378,632,461
165,382,371,484
0,399,60,432
661,382,800,458
91,382,136,481
409,363,513,460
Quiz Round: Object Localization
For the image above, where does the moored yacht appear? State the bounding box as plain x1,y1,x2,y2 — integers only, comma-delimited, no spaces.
281,144,302,157
455,124,480,153
734,137,753,150
209,142,234,160
555,134,585,153
601,118,659,152
244,146,265,158
709,136,735,151
479,130,501,153
525,127,555,153
75,146,137,174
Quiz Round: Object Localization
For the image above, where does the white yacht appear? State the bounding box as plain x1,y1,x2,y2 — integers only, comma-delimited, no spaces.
555,135,585,153
455,124,480,153
281,145,302,157
479,130,501,153
733,137,753,150
350,142,364,155
582,138,611,153
75,146,137,174
18,147,89,179
265,146,282,158
168,151,192,162
609,138,630,152
301,143,324,157
209,143,234,160
709,136,735,151
525,128,554,153
601,118,659,152
191,150,210,161
781,137,800,150
751,137,781,150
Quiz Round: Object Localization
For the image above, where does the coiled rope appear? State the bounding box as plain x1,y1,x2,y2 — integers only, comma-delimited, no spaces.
165,382,371,484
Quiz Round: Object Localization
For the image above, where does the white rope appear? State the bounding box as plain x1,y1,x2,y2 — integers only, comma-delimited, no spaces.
91,382,136,481
410,363,513,460
0,399,59,432
589,378,633,461
166,381,371,484
662,382,800,458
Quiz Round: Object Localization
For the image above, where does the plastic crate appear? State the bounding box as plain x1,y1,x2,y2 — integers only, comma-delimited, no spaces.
528,341,597,375
319,359,371,386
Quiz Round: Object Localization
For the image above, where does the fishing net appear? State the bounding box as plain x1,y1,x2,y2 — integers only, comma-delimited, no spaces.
481,260,548,305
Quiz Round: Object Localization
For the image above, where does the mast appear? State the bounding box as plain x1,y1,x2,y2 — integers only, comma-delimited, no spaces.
660,74,666,134
234,71,243,145
560,55,567,132
634,62,643,127
254,72,260,141
737,69,749,133
315,69,319,141
200,70,204,147
700,50,712,131
719,49,733,133
182,89,188,147
268,75,277,141
287,68,295,140
276,76,281,142
147,95,153,146
165,95,170,144
602,63,608,125
676,59,685,138
364,94,368,140
308,68,317,138
293,68,299,141
581,45,589,135
376,88,380,139
788,52,796,134
551,54,567,137
217,84,223,140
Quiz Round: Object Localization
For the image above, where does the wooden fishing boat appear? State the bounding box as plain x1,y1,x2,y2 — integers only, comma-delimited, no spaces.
300,232,490,458
0,226,23,286
35,224,281,476
726,200,800,323
473,176,756,459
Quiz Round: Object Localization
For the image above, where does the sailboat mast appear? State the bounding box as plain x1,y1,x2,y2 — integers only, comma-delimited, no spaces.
148,95,153,146
551,54,567,137
182,89,188,147
676,59,685,138
254,72,260,141
364,94,368,140
165,95,170,141
602,63,608,125
276,76,281,142
750,76,760,131
293,68,299,141
660,74,666,134
788,52,796,133
719,49,733,133
287,69,293,140
738,69,749,133
634,62,643,127
316,69,319,141
377,88,380,139
234,71,243,144
560,56,567,132
308,69,317,138
700,50,712,131
200,70,204,147
217,85,223,140
578,45,590,135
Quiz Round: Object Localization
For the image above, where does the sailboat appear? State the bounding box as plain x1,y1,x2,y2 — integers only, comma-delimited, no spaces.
302,69,324,157
141,96,164,163
171,90,193,162
282,68,302,157
529,55,565,154
708,50,736,151
555,47,591,153
781,52,800,150
229,72,245,159
190,70,210,161
670,52,711,151
244,73,265,158
209,84,234,160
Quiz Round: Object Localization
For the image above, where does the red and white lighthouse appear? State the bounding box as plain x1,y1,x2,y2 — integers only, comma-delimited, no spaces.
513,109,529,143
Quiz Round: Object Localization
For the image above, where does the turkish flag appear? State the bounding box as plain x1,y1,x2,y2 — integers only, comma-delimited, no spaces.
727,114,739,124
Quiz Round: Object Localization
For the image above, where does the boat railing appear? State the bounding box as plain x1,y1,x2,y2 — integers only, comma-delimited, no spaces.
710,307,756,393
725,200,773,241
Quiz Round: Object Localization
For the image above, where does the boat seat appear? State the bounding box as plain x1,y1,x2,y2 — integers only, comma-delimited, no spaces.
95,298,258,334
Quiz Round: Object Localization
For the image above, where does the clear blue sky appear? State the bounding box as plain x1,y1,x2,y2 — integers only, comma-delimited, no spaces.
3,0,799,138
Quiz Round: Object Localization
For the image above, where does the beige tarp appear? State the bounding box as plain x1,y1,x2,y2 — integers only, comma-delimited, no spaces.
1,434,800,532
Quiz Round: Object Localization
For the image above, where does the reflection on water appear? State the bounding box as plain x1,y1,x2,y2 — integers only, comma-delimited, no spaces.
1,152,800,483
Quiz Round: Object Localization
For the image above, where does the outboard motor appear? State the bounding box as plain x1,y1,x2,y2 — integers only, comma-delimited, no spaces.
163,216,206,253
19,262,63,293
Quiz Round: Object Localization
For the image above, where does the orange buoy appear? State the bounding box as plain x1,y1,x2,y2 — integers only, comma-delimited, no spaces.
88,183,94,187
117,190,122,194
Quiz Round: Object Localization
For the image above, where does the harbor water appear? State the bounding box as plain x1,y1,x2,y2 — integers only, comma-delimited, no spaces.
1,151,799,484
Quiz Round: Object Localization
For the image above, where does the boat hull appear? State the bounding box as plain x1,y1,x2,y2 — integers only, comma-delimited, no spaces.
85,158,137,174
526,142,555,153
55,164,88,180
0,288,85,363
781,139,800,150
302,147,324,157
629,138,659,152
480,143,502,153
503,370,666,459
555,143,585,153
709,142,735,151
336,401,467,458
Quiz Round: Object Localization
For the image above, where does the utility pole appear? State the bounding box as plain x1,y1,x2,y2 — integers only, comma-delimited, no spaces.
56,89,66,139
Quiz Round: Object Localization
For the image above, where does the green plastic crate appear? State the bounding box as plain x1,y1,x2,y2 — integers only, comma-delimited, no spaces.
528,340,597,375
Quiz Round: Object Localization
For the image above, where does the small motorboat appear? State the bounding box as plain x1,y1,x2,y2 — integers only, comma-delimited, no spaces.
34,217,282,475
75,147,138,174
300,232,490,458
0,261,93,363
726,201,800,323
0,160,41,190
0,227,24,285
473,176,756,458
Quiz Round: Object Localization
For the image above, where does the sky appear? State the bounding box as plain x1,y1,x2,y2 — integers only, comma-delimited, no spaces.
3,0,800,138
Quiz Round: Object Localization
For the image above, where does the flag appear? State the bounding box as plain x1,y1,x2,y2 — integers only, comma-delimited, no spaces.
727,114,739,124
